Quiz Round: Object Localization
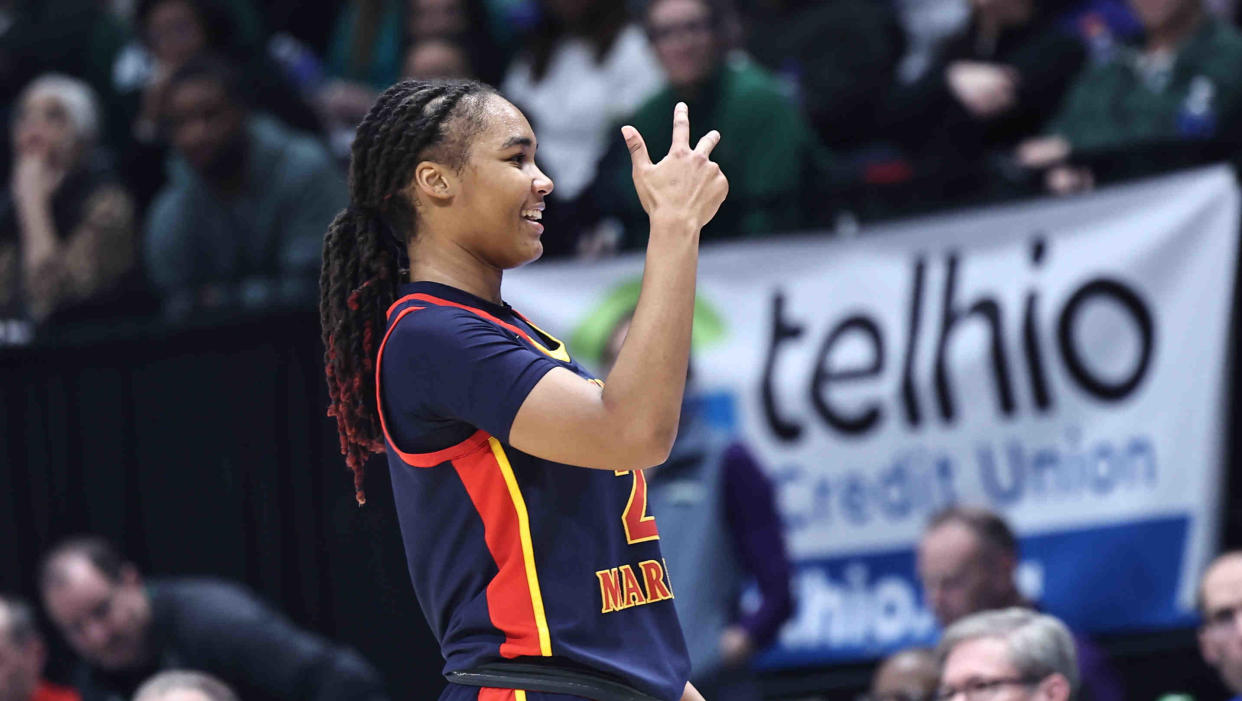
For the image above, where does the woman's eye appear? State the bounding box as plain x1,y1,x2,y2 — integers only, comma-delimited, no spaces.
509,154,526,165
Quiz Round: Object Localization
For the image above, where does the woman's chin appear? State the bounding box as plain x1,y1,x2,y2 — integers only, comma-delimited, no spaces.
500,236,544,269
522,239,544,266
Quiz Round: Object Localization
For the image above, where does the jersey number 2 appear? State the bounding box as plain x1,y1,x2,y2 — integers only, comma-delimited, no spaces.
616,470,659,544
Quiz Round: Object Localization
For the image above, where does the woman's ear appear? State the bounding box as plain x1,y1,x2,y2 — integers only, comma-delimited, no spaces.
412,160,456,203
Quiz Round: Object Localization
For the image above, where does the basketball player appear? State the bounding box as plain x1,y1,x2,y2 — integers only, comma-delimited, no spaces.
319,79,727,701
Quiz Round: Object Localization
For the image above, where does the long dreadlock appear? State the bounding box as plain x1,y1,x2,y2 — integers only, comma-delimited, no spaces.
320,79,495,504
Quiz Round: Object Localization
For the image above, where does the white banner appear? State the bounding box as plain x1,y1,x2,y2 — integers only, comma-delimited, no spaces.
505,166,1240,664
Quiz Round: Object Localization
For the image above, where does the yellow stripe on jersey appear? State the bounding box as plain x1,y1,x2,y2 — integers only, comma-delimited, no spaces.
489,438,553,656
521,318,572,363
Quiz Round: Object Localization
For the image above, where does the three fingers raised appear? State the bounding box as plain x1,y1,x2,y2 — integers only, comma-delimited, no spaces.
624,102,722,167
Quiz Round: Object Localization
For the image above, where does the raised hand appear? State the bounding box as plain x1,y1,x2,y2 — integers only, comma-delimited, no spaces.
12,152,63,214
622,102,728,233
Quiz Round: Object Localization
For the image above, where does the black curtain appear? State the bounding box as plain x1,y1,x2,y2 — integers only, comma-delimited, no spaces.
0,311,443,698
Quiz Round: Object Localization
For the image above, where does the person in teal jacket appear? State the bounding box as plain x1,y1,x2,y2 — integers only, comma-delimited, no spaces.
1018,0,1242,191
592,0,831,250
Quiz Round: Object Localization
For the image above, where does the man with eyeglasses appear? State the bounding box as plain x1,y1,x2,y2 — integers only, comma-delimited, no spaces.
1198,551,1242,700
917,507,1122,701
935,608,1077,701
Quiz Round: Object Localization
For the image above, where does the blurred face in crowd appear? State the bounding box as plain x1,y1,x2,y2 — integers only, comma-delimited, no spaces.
42,555,152,671
146,0,208,70
0,609,42,701
647,0,719,90
11,89,84,171
409,0,469,39
165,77,246,181
939,636,1067,701
1129,0,1201,32
869,649,939,701
403,40,472,80
918,521,1016,627
1199,553,1242,693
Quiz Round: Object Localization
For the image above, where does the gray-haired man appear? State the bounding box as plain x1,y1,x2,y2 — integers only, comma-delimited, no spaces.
133,671,237,701
935,608,1077,701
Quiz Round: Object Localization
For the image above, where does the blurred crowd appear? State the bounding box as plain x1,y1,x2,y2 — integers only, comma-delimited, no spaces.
6,0,1242,698
1,0,1242,338
9,509,1242,700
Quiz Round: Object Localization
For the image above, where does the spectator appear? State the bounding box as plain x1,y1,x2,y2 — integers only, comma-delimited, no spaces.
319,0,506,158
0,75,138,327
598,309,794,700
144,56,345,319
317,0,403,157
0,1,129,178
936,608,1077,701
1197,551,1242,700
406,0,508,85
325,0,404,91
132,671,237,701
879,0,1086,174
862,648,938,701
502,0,664,256
128,0,319,137
38,536,388,701
114,0,321,206
592,0,828,250
1018,0,1242,193
917,507,1123,701
0,593,79,701
739,0,903,149
0,1,129,118
401,38,473,80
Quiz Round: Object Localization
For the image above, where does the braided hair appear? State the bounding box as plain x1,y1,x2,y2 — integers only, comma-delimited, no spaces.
320,79,496,504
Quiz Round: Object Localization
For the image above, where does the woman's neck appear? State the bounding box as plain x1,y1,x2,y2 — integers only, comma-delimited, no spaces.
406,235,504,304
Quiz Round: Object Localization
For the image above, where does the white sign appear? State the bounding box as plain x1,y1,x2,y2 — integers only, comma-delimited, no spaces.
506,167,1239,663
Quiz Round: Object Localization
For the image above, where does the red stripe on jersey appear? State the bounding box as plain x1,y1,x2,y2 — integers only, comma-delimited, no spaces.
387,293,545,349
477,689,518,701
453,445,545,659
374,305,492,467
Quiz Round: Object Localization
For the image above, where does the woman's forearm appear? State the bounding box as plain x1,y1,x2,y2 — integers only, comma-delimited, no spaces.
601,217,701,459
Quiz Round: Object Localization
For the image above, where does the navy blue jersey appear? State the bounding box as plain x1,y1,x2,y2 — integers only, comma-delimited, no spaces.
376,281,690,701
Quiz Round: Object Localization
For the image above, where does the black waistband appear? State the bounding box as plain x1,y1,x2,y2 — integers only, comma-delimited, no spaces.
446,660,664,701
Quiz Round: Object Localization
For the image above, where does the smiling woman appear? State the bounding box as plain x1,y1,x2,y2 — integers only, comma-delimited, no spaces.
319,79,727,701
